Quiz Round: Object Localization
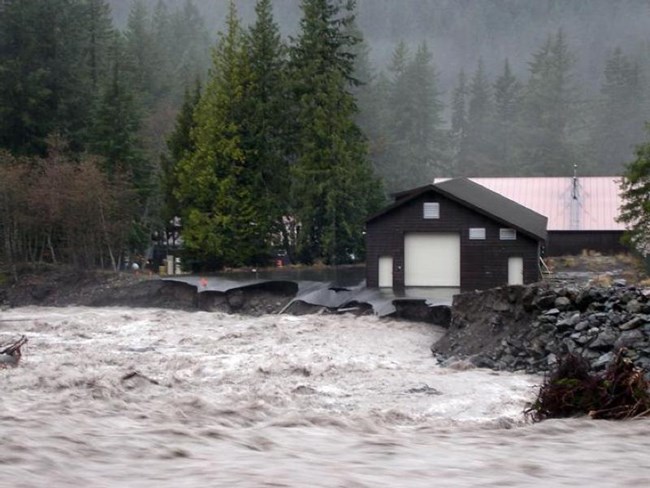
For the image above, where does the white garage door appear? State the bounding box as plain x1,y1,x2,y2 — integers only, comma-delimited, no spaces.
404,233,460,287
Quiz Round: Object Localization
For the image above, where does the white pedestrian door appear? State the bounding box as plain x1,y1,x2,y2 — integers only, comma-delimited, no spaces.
378,256,393,288
508,257,524,285
404,233,460,287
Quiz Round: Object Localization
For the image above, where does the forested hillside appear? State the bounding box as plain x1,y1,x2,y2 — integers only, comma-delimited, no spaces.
0,0,211,270
1,0,649,271
111,0,650,183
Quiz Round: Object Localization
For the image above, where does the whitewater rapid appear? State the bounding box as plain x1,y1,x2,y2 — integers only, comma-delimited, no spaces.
1,306,648,487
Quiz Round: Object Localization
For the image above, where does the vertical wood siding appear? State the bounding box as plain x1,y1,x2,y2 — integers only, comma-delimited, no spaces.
546,231,626,256
366,191,541,291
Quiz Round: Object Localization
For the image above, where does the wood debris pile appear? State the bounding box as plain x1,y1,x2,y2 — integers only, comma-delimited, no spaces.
526,349,650,421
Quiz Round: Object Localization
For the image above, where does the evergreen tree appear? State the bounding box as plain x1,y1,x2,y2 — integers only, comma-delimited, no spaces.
347,19,379,148
406,42,447,179
519,30,576,175
83,0,115,94
123,0,155,106
590,48,645,174
494,60,520,126
243,0,291,253
382,40,447,190
381,41,413,191
137,1,211,170
89,37,148,190
493,59,522,169
169,0,211,94
450,69,469,173
463,59,495,175
618,126,650,253
363,70,393,189
150,0,174,101
289,0,382,264
161,81,201,223
0,0,94,155
389,41,409,77
166,81,201,167
175,1,275,269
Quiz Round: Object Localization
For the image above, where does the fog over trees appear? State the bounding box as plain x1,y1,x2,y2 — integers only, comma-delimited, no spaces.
107,0,650,180
1,0,649,270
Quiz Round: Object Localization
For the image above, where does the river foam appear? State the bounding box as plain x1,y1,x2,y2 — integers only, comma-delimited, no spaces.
1,306,648,487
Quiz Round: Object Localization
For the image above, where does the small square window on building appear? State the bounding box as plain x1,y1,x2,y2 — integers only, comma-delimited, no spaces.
423,202,440,219
500,228,517,240
469,228,486,240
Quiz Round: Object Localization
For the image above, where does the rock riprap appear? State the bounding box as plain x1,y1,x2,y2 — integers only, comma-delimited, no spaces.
432,282,650,375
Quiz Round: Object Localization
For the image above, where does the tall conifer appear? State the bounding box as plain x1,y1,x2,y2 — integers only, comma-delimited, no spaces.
520,30,576,174
590,48,645,174
162,81,201,223
243,0,291,252
618,127,650,253
383,40,446,189
463,59,496,175
0,0,93,154
450,69,469,173
493,59,521,169
175,1,277,269
289,0,381,264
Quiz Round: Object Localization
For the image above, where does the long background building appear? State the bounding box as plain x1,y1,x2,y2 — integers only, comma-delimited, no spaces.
434,176,626,256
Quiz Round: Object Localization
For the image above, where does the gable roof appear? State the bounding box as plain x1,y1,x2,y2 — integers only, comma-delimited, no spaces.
434,177,624,231
368,178,548,241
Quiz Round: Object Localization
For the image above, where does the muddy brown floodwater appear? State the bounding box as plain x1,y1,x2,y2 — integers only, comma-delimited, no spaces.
1,306,649,487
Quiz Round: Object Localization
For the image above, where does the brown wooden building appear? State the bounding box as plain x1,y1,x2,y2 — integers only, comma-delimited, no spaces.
366,178,548,293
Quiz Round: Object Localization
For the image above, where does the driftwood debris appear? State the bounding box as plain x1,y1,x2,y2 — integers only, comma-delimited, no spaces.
0,335,27,368
525,349,650,422
120,371,161,388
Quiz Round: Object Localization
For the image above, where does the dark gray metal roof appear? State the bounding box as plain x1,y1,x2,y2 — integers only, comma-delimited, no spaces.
368,178,548,242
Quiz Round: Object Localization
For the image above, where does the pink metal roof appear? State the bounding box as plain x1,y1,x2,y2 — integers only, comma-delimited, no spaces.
434,177,625,231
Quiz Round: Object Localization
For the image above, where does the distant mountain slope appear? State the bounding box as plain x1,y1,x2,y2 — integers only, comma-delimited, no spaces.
107,0,650,93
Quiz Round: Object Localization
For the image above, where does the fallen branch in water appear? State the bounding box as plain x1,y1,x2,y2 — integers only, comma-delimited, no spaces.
525,349,650,422
121,371,161,387
0,335,27,368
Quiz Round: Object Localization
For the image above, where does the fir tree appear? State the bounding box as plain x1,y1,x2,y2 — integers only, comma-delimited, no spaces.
161,81,201,222
289,0,382,264
150,0,174,101
0,0,95,154
520,30,576,175
494,59,520,126
590,48,645,174
618,126,650,254
365,70,393,184
347,19,379,149
463,59,495,175
175,1,275,269
383,40,447,189
381,41,413,191
89,37,148,190
243,0,291,253
450,69,469,173
406,42,447,179
389,41,409,77
123,0,155,106
493,59,522,169
83,0,115,94
169,0,211,94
